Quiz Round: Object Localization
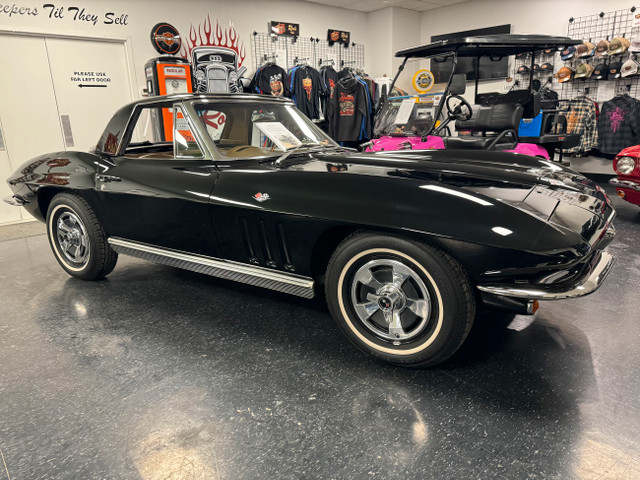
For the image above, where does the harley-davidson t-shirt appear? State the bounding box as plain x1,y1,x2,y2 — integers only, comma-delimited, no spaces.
290,66,323,119
328,78,369,142
250,64,289,97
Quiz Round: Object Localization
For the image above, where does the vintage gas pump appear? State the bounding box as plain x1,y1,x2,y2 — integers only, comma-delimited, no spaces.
144,23,193,141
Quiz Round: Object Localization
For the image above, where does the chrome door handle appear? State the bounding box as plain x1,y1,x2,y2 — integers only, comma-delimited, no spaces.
96,174,121,183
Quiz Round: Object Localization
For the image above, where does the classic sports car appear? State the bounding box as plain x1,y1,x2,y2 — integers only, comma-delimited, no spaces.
5,93,616,367
611,145,640,207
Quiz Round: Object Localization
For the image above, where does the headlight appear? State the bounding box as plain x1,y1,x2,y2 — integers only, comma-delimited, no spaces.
195,71,205,80
616,156,636,175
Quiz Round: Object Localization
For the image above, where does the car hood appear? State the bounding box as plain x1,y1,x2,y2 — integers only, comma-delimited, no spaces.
308,149,607,203
302,149,614,249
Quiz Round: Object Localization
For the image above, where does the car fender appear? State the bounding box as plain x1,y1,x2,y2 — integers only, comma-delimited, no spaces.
6,152,102,221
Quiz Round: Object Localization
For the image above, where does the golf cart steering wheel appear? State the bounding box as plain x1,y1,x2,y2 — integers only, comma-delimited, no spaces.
446,95,472,121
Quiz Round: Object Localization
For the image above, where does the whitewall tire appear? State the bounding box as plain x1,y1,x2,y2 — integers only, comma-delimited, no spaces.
325,233,475,367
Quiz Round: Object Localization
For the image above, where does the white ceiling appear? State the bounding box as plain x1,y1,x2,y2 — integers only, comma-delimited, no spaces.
304,0,470,13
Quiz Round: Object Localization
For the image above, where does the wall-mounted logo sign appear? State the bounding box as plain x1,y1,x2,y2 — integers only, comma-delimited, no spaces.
180,15,247,94
270,21,299,38
412,69,435,93
151,23,181,55
327,29,350,47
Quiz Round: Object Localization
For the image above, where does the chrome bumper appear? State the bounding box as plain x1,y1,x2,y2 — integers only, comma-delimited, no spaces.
477,250,615,300
610,177,640,191
3,195,26,206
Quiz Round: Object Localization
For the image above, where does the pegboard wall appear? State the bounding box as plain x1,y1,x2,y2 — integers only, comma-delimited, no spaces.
556,7,640,100
251,32,365,72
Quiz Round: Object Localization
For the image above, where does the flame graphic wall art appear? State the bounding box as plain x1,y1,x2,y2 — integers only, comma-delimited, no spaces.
179,14,246,67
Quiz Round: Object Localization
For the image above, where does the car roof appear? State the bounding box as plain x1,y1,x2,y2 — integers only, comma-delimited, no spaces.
395,34,581,58
128,93,294,108
95,94,294,155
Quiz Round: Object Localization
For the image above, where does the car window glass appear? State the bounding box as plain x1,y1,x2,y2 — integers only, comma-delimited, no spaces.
122,104,174,159
174,106,204,159
193,102,335,158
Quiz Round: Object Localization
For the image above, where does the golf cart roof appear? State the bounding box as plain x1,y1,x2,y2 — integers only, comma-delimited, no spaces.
396,34,581,58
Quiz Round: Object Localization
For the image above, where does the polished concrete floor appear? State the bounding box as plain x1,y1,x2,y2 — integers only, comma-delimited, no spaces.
1,180,639,480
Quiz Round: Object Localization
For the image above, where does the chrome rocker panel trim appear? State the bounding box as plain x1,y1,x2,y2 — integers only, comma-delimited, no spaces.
477,250,615,300
3,195,26,206
610,177,640,191
108,237,315,299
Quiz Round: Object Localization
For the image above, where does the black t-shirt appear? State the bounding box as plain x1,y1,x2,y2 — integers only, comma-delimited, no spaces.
290,66,324,119
328,77,369,142
250,64,289,97
320,66,339,118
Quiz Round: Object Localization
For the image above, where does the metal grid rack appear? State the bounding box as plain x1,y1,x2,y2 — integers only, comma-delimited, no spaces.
289,37,318,68
554,7,640,100
316,39,342,69
339,43,365,71
251,32,290,71
511,51,557,92
252,32,365,72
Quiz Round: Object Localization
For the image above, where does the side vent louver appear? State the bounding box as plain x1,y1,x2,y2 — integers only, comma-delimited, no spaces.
240,217,259,265
276,223,295,272
241,218,296,272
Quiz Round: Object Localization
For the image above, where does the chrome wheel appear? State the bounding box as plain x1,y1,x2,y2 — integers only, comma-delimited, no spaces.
350,259,432,343
56,211,90,265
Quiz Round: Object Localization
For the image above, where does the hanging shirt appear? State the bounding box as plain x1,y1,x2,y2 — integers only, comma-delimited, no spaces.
289,66,323,119
355,76,373,140
250,63,289,97
320,66,339,118
328,77,369,142
598,95,640,154
561,97,598,155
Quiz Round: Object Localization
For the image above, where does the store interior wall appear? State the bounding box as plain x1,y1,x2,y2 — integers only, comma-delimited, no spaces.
420,0,638,98
0,0,369,98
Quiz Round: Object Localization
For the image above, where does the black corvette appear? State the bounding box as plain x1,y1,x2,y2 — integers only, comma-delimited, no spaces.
5,93,616,367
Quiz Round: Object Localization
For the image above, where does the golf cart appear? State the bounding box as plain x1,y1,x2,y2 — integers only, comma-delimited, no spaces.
367,34,582,159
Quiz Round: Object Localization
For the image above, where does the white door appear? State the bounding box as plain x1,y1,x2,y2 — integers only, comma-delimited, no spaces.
0,34,65,224
45,37,133,151
0,34,134,225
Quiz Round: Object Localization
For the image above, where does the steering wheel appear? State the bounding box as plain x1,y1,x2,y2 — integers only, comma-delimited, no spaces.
446,94,472,121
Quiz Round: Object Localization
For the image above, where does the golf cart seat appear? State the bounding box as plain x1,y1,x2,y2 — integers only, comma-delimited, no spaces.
443,103,524,150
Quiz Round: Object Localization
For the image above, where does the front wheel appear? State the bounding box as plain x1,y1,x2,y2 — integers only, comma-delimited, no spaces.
325,233,475,367
46,193,117,280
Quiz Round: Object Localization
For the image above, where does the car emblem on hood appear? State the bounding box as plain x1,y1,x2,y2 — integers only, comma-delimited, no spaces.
253,192,270,202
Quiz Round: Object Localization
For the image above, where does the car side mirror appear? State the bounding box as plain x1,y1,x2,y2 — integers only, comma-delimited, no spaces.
449,74,467,95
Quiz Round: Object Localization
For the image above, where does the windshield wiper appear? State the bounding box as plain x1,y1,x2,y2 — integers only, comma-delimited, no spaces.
274,144,344,166
274,144,305,166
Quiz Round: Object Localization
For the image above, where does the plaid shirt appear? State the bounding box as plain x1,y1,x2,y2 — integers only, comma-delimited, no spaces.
561,97,598,155
598,95,640,155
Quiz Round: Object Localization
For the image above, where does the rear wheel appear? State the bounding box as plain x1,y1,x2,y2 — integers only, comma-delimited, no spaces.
46,193,117,280
325,233,474,367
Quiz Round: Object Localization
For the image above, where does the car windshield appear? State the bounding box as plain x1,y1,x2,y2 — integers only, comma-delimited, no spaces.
373,57,447,137
374,93,444,137
192,102,336,158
